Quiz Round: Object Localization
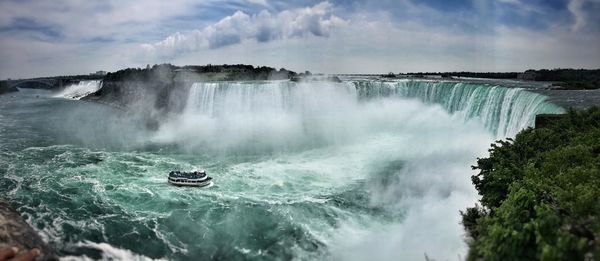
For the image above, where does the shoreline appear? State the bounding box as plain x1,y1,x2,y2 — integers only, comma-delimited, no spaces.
0,198,57,260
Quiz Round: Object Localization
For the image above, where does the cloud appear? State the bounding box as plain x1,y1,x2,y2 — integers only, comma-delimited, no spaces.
142,1,346,58
247,0,269,7
568,0,586,31
0,0,599,79
0,17,63,41
0,0,278,44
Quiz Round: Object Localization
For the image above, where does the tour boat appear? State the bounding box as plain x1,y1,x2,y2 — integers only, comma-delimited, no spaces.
168,170,213,187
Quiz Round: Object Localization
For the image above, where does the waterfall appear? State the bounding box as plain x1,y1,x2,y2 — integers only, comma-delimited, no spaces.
184,81,357,116
182,80,564,140
54,80,102,100
353,80,565,138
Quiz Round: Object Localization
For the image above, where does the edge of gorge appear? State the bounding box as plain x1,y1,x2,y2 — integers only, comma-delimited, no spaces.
0,198,58,260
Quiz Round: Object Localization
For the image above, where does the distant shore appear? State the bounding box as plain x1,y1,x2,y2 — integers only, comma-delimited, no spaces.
2,65,599,111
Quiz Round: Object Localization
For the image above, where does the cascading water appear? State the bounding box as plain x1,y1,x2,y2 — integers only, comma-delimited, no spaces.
155,81,362,153
54,80,102,100
179,79,564,141
0,79,566,260
354,80,565,138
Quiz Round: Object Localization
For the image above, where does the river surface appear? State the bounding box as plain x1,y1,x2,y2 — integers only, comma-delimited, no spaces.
0,79,563,260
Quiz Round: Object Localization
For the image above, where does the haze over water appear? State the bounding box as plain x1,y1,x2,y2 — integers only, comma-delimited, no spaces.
1,0,596,260
0,79,563,260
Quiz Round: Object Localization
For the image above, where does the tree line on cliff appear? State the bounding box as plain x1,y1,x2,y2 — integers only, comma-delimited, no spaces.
103,63,296,82
534,69,600,90
462,107,600,260
399,69,600,89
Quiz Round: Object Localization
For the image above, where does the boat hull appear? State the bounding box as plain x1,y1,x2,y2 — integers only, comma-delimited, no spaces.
168,177,213,187
169,181,213,187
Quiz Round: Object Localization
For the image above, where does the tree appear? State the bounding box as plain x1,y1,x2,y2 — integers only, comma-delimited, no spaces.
463,107,600,260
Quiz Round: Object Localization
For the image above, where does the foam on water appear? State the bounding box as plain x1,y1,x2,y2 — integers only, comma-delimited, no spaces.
62,241,166,261
353,79,565,138
0,79,564,260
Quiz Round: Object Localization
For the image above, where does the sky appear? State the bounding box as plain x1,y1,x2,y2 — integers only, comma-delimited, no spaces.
0,0,599,79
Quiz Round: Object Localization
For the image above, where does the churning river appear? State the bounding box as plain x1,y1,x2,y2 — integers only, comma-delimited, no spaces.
0,78,563,260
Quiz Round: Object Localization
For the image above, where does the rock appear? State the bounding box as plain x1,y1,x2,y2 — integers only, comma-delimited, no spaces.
83,64,298,112
0,198,58,260
0,82,19,95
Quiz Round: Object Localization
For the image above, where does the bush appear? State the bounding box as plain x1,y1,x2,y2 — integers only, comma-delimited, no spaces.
463,107,600,260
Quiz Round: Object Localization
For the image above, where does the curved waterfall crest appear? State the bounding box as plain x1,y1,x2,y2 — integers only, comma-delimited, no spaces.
184,81,357,116
353,80,564,137
183,80,564,138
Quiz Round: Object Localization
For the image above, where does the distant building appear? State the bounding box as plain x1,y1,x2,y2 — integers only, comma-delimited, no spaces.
90,71,107,76
517,70,537,81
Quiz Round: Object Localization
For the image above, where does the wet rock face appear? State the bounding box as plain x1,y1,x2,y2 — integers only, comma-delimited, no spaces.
0,198,57,260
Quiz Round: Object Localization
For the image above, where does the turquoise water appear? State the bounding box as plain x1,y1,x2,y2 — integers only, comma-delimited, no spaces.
0,80,563,260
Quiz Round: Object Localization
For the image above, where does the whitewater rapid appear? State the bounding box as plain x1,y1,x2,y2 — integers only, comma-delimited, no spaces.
157,79,564,146
54,80,102,100
353,79,563,138
148,79,563,259
0,79,564,260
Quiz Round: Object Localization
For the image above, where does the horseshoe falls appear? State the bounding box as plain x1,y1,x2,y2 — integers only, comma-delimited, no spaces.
0,79,564,260
353,80,564,138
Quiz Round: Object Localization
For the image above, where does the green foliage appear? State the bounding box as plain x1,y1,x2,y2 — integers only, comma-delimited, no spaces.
463,107,600,261
103,64,296,82
0,80,18,95
399,69,600,89
103,63,177,82
534,69,600,90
